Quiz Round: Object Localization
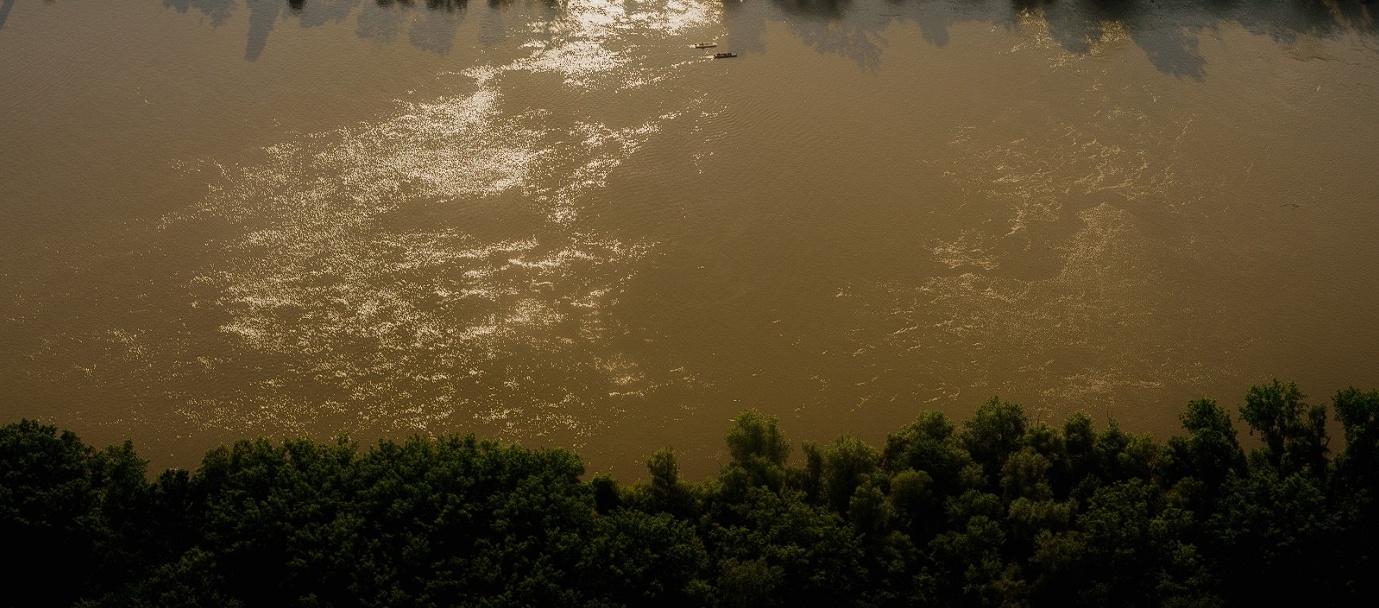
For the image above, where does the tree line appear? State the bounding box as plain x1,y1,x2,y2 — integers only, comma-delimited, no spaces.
3,379,1377,607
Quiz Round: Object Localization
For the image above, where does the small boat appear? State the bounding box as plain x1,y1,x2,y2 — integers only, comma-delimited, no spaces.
713,52,737,59
693,42,717,49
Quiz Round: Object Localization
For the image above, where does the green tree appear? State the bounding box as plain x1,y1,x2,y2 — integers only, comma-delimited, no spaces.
1330,387,1379,602
0,420,104,607
87,547,242,608
1332,387,1379,488
1021,422,1072,498
192,437,361,606
725,411,790,468
1000,447,1053,502
1168,399,1245,484
919,515,1022,607
349,436,595,607
579,509,710,607
1072,480,1209,607
1062,411,1097,484
645,447,694,516
882,411,973,498
1210,469,1340,605
722,411,791,494
709,488,867,608
1165,398,1246,513
961,398,1029,484
88,440,154,595
819,436,880,515
787,441,825,503
1239,379,1329,477
887,469,937,539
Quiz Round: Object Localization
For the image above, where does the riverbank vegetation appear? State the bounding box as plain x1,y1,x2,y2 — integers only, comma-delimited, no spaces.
3,379,1377,607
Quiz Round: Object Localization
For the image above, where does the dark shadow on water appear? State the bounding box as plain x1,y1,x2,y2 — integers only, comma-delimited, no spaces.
408,1,467,54
163,0,475,60
245,0,288,60
780,0,891,70
904,0,952,47
357,0,409,43
1095,0,1208,80
722,0,1378,78
0,0,17,31
161,0,1377,74
724,0,887,70
775,0,853,18
1029,0,1379,80
164,0,237,28
299,0,361,28
478,2,508,47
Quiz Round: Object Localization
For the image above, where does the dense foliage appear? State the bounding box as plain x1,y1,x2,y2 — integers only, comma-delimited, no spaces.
3,380,1378,607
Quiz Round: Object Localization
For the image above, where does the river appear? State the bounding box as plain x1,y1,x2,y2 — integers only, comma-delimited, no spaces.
2,0,1377,478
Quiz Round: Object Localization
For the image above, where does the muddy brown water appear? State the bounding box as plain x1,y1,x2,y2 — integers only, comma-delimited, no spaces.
2,0,1377,479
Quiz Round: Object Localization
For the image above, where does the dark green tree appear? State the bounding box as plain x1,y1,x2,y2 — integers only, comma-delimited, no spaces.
1330,387,1379,601
886,468,937,539
721,410,791,495
645,447,694,516
882,411,973,498
1062,411,1097,484
819,436,880,515
1332,387,1379,488
919,514,1023,607
579,509,710,607
709,488,867,608
1210,469,1340,605
1165,398,1246,514
0,420,105,608
961,398,1029,485
1021,422,1072,498
1240,379,1328,478
1070,480,1211,607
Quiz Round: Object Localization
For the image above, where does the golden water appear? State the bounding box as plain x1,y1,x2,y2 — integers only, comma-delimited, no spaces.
2,0,1377,477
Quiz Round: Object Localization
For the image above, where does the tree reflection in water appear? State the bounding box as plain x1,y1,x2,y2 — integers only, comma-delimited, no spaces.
158,0,1377,76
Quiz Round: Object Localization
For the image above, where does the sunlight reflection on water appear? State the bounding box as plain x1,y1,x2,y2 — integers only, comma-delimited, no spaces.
161,0,722,442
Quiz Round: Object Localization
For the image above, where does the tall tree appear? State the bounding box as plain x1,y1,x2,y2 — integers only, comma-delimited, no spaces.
0,420,105,607
961,398,1029,485
819,436,880,515
882,411,972,498
1240,380,1329,478
722,411,791,493
1166,398,1246,515
1330,387,1379,601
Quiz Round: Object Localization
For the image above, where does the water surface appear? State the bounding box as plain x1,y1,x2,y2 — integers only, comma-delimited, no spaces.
2,0,1377,477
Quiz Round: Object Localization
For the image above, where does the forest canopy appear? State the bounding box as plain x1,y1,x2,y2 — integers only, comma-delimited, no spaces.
3,379,1378,607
